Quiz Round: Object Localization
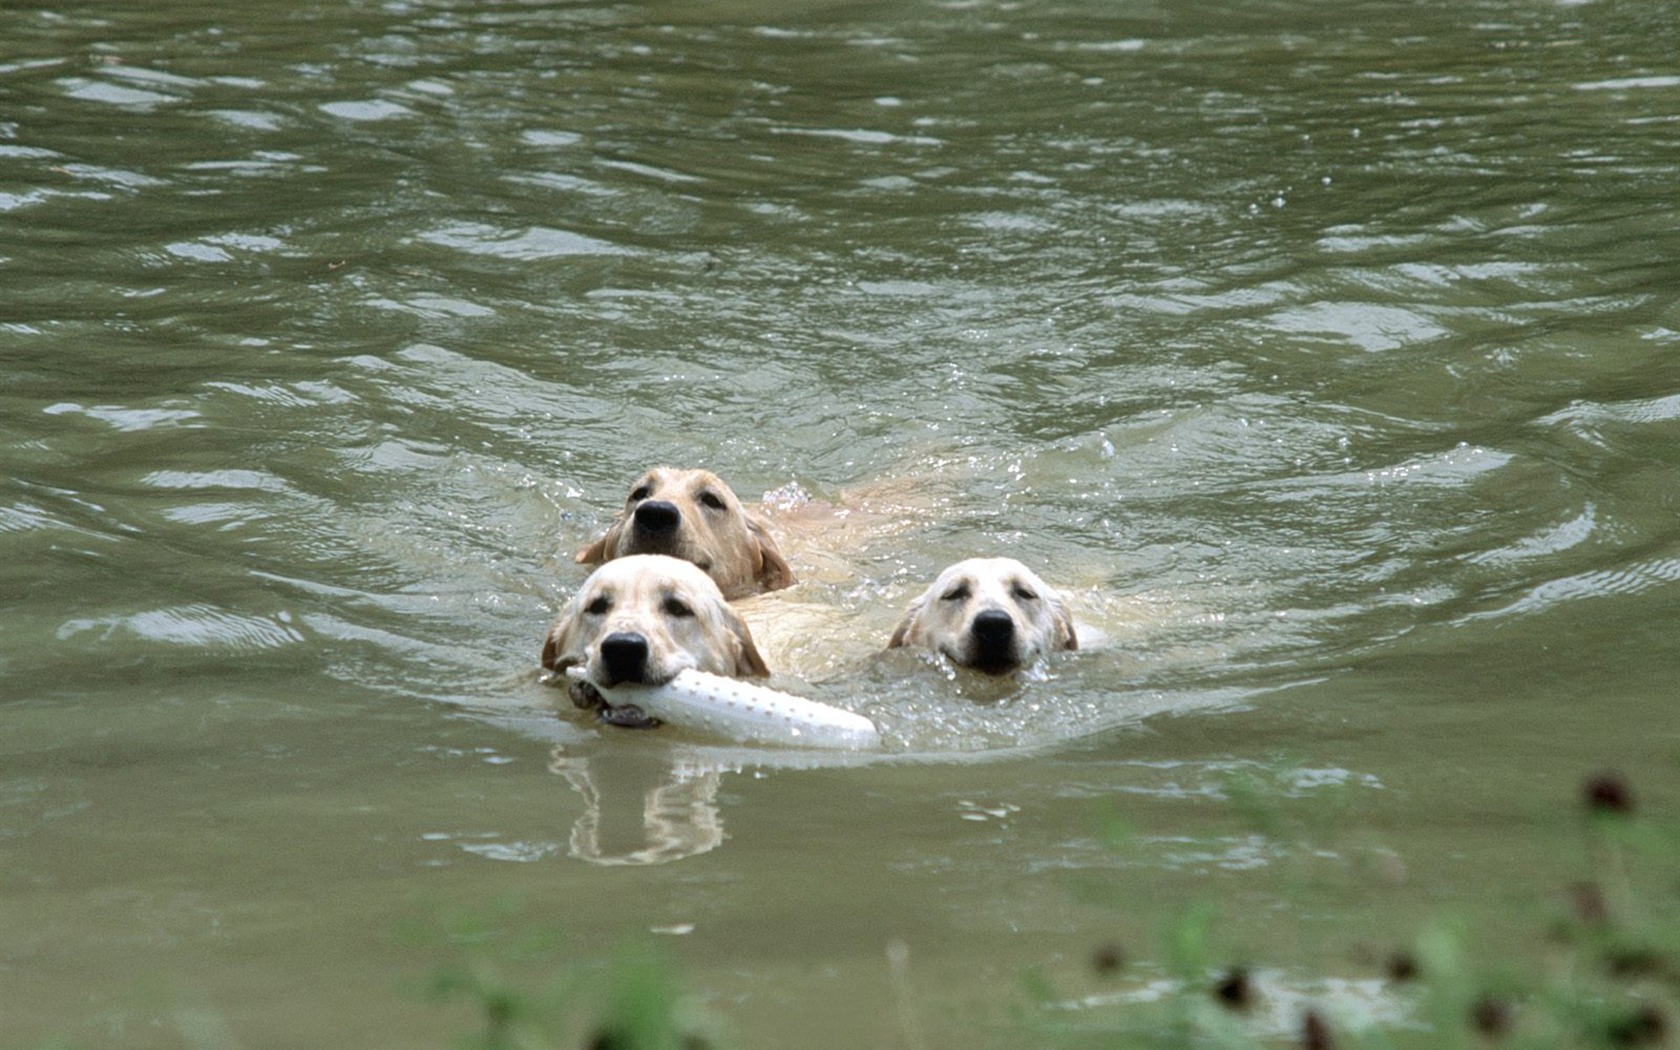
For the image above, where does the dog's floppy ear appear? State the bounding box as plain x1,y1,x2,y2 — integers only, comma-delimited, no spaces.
887,596,926,649
575,519,625,566
1049,593,1078,651
746,513,796,593
724,607,771,678
540,602,582,671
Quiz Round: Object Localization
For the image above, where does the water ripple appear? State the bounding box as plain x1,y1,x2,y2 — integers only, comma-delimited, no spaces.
42,403,201,431
1461,557,1680,623
57,604,305,652
140,468,290,494
1468,504,1598,566
317,98,416,122
56,77,177,109
416,221,633,260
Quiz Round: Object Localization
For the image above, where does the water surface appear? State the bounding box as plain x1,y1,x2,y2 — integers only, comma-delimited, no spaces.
3,0,1679,1045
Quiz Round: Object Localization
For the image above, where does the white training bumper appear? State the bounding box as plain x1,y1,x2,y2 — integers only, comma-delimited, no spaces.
566,667,881,750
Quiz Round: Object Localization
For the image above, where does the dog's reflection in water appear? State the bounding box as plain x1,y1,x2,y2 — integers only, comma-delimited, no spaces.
548,746,726,866
545,741,882,865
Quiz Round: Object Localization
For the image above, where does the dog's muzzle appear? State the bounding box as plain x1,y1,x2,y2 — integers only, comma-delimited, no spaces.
632,500,682,535
967,609,1020,674
598,631,651,685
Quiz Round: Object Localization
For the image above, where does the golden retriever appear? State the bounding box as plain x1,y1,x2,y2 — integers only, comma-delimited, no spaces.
543,554,770,726
889,557,1077,674
576,467,795,601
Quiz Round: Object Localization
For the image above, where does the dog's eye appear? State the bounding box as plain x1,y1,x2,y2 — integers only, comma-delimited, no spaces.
585,596,611,615
1012,584,1039,602
698,491,726,511
664,597,695,618
629,485,652,502
941,585,971,602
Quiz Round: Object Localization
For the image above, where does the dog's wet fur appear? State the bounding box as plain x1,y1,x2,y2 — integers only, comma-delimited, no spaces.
889,557,1076,674
576,467,794,600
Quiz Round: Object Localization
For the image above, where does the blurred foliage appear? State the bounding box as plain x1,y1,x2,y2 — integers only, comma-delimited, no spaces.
400,767,1676,1049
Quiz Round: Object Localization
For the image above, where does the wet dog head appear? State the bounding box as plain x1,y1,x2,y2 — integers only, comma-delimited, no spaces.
543,554,770,700
576,467,795,600
888,557,1077,674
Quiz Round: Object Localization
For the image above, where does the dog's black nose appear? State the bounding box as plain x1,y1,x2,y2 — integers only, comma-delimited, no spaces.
969,609,1018,672
972,609,1016,644
598,631,650,684
633,499,681,534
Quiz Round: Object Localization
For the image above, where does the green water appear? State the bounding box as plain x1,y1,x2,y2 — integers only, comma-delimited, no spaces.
3,0,1678,1045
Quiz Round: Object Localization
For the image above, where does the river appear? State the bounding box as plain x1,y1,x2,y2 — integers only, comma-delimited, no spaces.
3,0,1678,1046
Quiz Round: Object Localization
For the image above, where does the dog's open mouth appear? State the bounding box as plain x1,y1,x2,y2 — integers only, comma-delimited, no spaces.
598,703,659,729
562,666,663,729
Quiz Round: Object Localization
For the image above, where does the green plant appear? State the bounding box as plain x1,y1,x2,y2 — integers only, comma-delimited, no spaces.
406,898,719,1050
1027,767,1677,1049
